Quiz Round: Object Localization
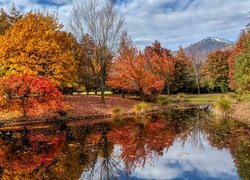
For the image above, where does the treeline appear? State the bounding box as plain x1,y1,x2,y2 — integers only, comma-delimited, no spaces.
108,32,250,100
0,2,249,103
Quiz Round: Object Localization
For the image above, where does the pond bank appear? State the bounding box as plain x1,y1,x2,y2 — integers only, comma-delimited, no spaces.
230,102,250,125
1,94,248,129
0,95,209,130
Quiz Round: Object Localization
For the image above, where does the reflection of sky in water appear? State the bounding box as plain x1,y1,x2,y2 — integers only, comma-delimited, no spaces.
81,132,239,180
129,134,239,180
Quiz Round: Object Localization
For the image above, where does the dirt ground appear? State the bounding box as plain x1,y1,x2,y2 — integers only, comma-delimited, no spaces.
0,95,139,122
230,102,250,124
64,95,139,117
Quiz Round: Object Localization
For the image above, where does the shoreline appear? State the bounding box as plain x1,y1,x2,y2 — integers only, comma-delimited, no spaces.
0,94,249,130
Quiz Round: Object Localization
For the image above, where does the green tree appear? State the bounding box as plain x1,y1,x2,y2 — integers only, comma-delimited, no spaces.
172,47,193,92
234,36,250,93
0,3,22,35
76,34,101,94
203,50,230,92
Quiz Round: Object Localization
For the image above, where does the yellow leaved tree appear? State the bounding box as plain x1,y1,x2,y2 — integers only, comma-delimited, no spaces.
0,12,78,90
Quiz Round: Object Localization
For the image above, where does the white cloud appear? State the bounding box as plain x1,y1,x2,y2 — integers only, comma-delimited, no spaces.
1,0,249,50
119,0,250,49
130,135,238,179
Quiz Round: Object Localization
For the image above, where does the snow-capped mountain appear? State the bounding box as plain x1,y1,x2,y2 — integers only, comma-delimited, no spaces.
184,37,234,60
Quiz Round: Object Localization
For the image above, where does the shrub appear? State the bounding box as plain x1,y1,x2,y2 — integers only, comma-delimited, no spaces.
143,92,159,102
213,96,233,118
156,95,171,106
176,93,186,102
133,102,150,114
226,93,242,103
135,116,149,125
0,74,64,118
111,106,124,120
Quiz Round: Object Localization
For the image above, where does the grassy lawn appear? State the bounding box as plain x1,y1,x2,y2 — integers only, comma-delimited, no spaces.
161,93,250,105
74,92,250,104
241,94,250,102
74,91,113,95
184,94,224,105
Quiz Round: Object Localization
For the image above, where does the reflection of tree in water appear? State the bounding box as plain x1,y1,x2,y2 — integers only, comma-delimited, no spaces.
0,128,66,179
105,110,212,174
108,118,176,174
81,124,123,180
165,109,210,151
0,109,248,179
182,109,209,151
206,119,250,179
0,166,3,179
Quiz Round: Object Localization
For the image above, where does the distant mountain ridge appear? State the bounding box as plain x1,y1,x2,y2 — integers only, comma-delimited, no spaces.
183,37,235,60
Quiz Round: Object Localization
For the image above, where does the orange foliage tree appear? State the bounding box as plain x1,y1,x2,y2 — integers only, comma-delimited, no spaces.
144,41,175,94
107,32,137,97
0,74,64,118
108,38,169,101
108,53,164,100
0,12,78,90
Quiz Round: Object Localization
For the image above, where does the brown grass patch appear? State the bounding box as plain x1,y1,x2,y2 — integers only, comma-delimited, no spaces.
230,102,250,124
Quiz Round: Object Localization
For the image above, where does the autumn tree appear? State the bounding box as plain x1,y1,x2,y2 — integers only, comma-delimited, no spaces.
107,32,137,98
70,0,124,103
0,74,63,118
108,51,164,101
144,41,175,94
0,12,78,90
76,34,101,94
233,32,250,93
0,3,22,35
228,14,250,93
172,47,193,92
203,50,230,92
108,39,173,100
228,33,248,91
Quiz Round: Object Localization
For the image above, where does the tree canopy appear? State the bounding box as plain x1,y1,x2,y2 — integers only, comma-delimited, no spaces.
0,12,78,89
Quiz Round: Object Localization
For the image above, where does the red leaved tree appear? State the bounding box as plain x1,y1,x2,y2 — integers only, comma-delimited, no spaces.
0,74,64,118
108,37,165,101
108,52,164,101
144,41,175,94
107,32,137,96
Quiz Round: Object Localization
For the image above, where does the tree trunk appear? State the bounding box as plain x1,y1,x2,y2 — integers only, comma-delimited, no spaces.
196,79,200,94
87,91,89,95
100,74,105,104
122,90,125,98
21,97,27,118
139,90,143,100
94,87,98,95
167,85,170,95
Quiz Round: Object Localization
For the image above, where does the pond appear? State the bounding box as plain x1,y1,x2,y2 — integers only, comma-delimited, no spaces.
0,109,249,180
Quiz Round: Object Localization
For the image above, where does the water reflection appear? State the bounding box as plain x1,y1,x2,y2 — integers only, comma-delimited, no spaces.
0,109,249,180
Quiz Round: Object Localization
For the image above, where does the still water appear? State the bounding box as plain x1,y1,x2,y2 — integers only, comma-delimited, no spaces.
0,109,249,180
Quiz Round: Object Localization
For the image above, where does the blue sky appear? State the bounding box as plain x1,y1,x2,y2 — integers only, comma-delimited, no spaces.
1,0,250,50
